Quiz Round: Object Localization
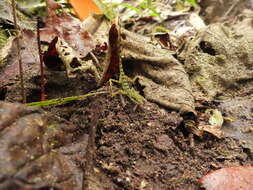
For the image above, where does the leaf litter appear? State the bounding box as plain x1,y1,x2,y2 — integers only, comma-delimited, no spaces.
0,0,253,189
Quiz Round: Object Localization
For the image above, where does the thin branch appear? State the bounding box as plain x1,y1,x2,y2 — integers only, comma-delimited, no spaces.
37,17,46,101
223,0,240,18
11,0,26,103
89,51,100,69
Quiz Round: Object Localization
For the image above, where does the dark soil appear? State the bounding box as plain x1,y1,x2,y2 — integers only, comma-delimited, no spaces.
43,88,252,190
1,0,253,189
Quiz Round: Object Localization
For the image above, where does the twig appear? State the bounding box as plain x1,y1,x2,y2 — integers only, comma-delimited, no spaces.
223,0,240,18
189,133,194,147
89,51,100,69
11,0,26,103
37,17,45,101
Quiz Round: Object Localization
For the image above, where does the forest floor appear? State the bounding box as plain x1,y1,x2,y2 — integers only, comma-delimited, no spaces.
0,0,253,189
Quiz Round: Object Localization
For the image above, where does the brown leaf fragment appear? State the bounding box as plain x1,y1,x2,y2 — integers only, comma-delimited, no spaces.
195,109,224,138
44,35,100,79
200,166,253,190
154,33,171,49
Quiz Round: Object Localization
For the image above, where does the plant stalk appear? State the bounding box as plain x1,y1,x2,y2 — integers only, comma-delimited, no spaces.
37,17,45,101
11,0,26,103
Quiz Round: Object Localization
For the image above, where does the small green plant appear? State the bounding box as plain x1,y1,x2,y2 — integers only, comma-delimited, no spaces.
0,29,12,67
92,0,160,20
0,29,11,52
138,0,160,17
176,0,199,11
92,0,116,20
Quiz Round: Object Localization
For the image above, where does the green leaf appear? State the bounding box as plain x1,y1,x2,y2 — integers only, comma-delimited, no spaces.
147,0,152,7
92,0,115,20
148,7,160,17
186,0,197,7
139,0,148,9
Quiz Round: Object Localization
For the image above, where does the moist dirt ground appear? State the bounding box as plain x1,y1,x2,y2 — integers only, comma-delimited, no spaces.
47,86,253,190
1,0,253,189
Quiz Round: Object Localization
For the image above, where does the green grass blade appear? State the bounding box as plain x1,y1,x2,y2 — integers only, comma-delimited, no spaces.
26,91,107,107
147,0,152,7
92,0,115,20
111,3,142,14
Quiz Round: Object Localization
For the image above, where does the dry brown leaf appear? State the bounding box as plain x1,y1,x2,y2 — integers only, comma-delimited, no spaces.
41,0,95,58
0,30,39,84
200,166,253,190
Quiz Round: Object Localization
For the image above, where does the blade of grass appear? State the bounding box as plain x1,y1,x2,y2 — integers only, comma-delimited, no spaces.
92,0,115,20
147,0,152,7
26,91,107,107
111,3,142,14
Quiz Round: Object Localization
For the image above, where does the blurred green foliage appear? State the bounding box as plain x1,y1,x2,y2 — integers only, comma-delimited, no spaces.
16,0,74,19
92,0,160,21
92,0,199,21
186,0,198,7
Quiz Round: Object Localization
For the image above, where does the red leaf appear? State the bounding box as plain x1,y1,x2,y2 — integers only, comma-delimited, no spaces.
99,23,120,85
200,166,253,190
43,37,64,71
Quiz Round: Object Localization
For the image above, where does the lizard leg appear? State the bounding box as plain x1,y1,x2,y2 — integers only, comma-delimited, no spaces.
111,89,126,97
109,79,122,96
125,75,143,85
109,77,144,104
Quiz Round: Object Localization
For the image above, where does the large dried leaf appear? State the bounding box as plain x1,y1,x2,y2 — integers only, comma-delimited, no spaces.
0,0,36,29
181,24,253,101
0,29,39,85
200,166,253,190
121,29,195,113
41,0,95,58
0,101,87,190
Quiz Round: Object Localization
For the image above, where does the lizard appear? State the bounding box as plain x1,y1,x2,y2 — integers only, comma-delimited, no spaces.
98,16,144,104
109,60,145,104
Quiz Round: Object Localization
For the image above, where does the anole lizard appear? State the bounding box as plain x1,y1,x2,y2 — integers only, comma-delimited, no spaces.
99,16,144,104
